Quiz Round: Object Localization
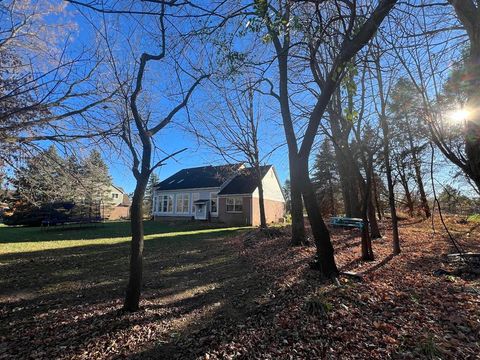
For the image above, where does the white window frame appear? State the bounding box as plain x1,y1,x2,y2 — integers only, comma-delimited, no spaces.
210,192,218,214
160,194,174,213
191,193,200,213
176,193,190,214
226,196,243,213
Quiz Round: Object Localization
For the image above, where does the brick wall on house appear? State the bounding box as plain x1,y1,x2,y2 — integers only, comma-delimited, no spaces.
218,196,252,226
251,197,285,226
107,205,130,220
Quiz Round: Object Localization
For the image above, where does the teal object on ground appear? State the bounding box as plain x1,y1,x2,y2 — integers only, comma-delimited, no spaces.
330,217,365,229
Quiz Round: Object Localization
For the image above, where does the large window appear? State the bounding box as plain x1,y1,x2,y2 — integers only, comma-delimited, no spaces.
210,192,218,214
176,193,190,214
160,194,173,213
226,197,243,213
192,193,199,213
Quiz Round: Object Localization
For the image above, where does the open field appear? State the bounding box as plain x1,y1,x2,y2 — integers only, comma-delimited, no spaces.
1,218,479,359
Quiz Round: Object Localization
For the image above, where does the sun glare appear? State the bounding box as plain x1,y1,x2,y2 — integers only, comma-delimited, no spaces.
448,108,470,124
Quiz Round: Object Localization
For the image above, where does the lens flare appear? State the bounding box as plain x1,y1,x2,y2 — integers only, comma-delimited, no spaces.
448,108,470,124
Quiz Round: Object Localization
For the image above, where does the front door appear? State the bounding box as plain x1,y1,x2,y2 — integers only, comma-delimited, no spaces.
194,203,207,220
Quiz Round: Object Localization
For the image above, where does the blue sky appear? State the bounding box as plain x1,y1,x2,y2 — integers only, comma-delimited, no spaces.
35,0,475,197
61,1,294,194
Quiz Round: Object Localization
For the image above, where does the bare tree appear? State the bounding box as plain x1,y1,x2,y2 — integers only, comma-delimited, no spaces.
254,0,397,276
71,0,220,311
191,81,274,228
371,50,401,254
447,1,480,191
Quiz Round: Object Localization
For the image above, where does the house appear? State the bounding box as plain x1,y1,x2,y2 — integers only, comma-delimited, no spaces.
152,164,285,226
105,185,131,220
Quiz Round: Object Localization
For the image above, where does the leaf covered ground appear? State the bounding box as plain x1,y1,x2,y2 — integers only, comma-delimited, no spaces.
1,218,479,359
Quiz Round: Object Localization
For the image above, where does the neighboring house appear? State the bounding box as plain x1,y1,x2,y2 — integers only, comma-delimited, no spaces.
152,164,285,226
105,185,131,220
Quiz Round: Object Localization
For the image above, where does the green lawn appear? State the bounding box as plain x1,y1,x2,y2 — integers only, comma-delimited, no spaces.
0,221,246,254
1,220,256,358
0,220,249,304
0,221,263,359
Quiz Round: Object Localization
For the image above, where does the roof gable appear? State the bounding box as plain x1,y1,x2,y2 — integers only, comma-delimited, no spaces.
218,165,272,195
156,164,242,191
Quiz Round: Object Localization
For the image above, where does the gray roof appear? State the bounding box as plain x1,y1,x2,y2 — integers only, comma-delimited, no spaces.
155,164,242,191
218,166,272,195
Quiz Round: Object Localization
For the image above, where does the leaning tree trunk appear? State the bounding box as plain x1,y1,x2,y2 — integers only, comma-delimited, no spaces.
298,156,339,278
124,172,149,312
412,155,430,218
397,160,414,217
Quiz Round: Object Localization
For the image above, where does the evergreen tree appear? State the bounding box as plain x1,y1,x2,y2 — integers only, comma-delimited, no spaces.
82,149,112,202
144,172,160,217
14,146,68,205
312,140,340,215
282,179,291,214
13,147,112,207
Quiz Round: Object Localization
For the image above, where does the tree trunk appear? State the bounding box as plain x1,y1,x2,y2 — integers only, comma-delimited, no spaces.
448,1,480,192
412,155,430,218
406,119,431,218
328,178,336,216
256,166,267,228
372,172,383,220
360,155,374,261
289,160,306,245
298,157,339,277
397,159,414,217
328,111,362,218
382,125,401,254
124,172,149,312
276,51,306,246
368,198,381,239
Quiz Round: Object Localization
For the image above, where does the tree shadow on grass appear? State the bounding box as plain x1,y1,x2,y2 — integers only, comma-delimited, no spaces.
0,220,240,244
0,226,269,359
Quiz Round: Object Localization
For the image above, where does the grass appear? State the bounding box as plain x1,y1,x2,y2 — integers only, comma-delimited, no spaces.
0,221,248,299
1,220,257,359
0,221,246,254
467,213,480,223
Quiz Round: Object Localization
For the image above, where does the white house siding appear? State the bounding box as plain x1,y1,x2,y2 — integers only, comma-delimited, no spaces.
251,167,285,202
152,188,220,218
109,185,125,207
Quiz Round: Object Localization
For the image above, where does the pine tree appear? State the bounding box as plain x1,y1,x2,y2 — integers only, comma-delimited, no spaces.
144,173,160,217
82,149,112,202
13,147,112,207
312,140,340,215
